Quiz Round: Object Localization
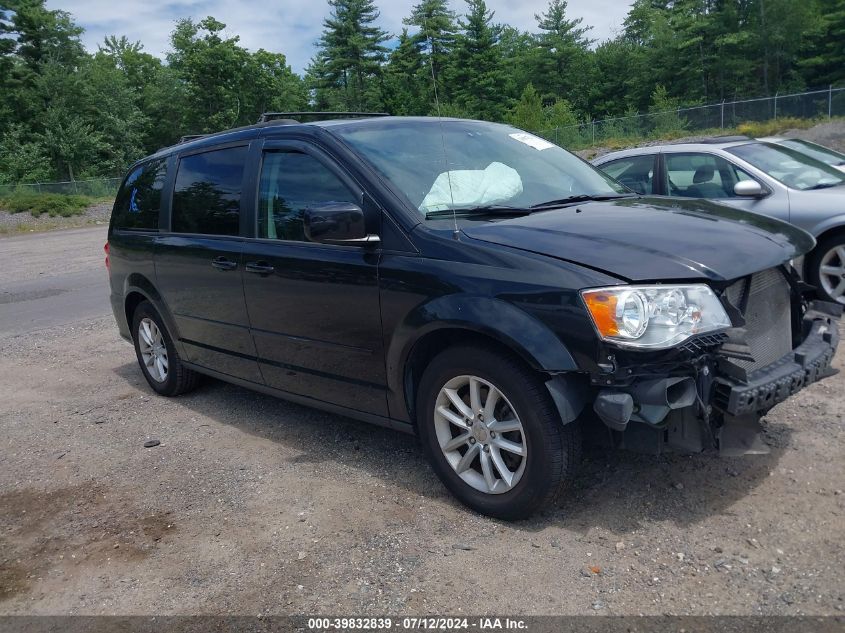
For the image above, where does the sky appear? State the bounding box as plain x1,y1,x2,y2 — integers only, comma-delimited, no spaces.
47,0,634,75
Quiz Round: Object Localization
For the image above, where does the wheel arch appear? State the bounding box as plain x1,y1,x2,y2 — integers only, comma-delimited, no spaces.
388,295,579,424
122,274,182,345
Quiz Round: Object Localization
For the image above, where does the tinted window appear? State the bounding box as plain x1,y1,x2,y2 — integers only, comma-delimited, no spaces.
172,146,248,235
600,155,655,194
665,153,758,199
113,159,166,230
258,151,358,241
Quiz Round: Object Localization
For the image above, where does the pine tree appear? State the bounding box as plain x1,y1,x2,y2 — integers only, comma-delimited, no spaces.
314,0,389,111
403,0,457,101
799,0,845,87
506,83,544,132
449,0,506,121
383,29,427,115
530,0,594,112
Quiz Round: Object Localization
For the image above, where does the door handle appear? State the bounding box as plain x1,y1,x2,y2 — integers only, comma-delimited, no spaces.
245,261,275,275
211,256,238,271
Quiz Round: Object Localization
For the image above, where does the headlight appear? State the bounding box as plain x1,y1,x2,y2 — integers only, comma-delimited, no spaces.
581,284,731,349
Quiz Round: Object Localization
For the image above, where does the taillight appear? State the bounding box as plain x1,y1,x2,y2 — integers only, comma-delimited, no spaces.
104,242,110,274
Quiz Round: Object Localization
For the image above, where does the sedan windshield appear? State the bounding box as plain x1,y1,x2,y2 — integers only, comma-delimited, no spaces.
726,142,845,190
776,139,845,168
331,119,628,218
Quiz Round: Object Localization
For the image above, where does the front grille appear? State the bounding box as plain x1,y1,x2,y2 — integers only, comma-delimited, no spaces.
724,268,793,373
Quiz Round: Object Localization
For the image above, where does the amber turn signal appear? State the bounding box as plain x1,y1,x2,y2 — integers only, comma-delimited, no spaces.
582,290,619,337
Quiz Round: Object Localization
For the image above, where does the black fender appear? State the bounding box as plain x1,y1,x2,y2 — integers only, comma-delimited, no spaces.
386,294,579,424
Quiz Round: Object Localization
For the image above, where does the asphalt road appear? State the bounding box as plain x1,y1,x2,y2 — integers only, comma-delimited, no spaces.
0,226,110,338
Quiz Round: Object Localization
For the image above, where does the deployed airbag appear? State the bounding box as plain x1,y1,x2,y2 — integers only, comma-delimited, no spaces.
420,161,523,213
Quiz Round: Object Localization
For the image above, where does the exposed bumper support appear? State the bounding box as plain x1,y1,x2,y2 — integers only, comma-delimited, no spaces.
714,304,840,416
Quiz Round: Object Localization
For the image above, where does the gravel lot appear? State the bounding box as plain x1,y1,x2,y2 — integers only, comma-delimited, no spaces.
1,233,844,617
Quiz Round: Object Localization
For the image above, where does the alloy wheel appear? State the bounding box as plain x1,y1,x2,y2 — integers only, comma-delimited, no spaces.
138,317,169,382
818,245,845,304
433,375,527,494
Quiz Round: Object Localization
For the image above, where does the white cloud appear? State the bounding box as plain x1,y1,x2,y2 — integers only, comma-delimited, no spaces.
48,0,632,73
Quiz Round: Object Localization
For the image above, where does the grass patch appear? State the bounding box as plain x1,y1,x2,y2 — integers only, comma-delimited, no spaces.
0,192,99,217
735,116,816,137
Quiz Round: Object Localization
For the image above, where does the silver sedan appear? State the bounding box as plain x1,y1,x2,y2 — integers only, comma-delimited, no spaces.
592,138,845,303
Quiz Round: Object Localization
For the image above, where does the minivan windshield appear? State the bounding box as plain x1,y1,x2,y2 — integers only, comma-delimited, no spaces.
726,142,845,190
331,119,629,218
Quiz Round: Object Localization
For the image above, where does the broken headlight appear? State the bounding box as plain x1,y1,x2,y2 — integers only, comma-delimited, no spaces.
581,284,731,349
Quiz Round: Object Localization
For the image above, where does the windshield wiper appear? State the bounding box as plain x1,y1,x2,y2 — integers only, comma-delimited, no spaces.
529,193,636,210
424,205,531,218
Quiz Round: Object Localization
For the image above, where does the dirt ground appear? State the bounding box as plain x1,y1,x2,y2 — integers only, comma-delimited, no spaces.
0,228,844,617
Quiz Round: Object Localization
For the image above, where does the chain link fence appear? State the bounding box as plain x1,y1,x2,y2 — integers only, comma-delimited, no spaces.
0,177,122,199
540,86,845,149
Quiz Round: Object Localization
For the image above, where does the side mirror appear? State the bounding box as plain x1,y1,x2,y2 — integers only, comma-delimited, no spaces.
303,202,379,245
734,180,766,198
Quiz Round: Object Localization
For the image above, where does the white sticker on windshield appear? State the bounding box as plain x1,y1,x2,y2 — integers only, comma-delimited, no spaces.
509,132,554,151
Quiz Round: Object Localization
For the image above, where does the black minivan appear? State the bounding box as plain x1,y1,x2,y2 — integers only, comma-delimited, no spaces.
107,115,840,519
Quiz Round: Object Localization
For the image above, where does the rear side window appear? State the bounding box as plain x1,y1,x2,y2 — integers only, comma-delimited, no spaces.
113,159,166,230
600,155,655,194
172,146,248,236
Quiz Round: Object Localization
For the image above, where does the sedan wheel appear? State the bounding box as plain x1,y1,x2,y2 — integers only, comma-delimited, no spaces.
817,244,845,304
434,375,527,495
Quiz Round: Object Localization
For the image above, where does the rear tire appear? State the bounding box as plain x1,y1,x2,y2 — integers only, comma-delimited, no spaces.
808,234,845,305
131,301,201,396
416,345,581,520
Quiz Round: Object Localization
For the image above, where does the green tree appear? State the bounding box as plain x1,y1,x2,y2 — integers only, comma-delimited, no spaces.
649,84,687,136
383,29,427,115
403,0,457,101
497,26,534,102
0,124,51,184
529,0,594,112
167,17,254,133
98,36,187,151
4,0,84,70
449,0,506,121
506,83,544,133
312,0,390,111
799,0,845,87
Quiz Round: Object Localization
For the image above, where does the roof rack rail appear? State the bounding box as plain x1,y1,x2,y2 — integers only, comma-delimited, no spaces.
178,134,207,143
257,111,389,123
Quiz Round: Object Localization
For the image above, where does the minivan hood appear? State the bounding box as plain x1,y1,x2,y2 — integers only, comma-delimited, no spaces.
462,197,814,283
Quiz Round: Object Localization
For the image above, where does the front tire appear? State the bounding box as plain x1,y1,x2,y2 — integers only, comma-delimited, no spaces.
808,234,845,305
131,301,201,396
416,345,581,520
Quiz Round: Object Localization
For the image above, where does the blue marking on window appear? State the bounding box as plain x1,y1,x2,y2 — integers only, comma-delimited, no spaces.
129,187,139,213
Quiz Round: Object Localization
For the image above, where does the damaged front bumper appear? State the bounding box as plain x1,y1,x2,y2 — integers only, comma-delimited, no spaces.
590,300,841,455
